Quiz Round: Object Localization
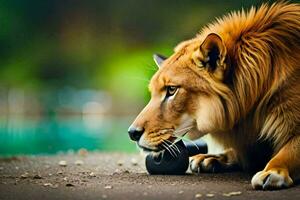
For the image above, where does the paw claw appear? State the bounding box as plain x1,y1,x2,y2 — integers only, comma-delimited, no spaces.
262,174,271,189
190,158,201,174
262,174,272,190
251,169,293,190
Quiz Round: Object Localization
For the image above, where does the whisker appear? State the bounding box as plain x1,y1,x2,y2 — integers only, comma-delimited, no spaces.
143,62,158,71
144,65,157,71
162,140,178,158
164,140,178,156
161,143,176,158
181,131,188,137
184,138,200,151
173,127,194,137
173,132,200,151
166,141,180,155
165,139,181,154
126,76,150,83
174,126,194,134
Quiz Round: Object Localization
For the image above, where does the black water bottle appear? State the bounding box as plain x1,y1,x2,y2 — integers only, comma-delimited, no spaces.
145,139,207,175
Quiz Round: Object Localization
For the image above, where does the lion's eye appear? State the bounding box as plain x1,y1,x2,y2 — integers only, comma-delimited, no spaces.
166,86,178,97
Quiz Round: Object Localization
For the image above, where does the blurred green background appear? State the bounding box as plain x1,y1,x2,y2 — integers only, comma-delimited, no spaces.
0,0,291,155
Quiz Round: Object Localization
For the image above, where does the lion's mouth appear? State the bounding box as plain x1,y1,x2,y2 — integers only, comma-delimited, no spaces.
136,126,193,154
137,136,178,154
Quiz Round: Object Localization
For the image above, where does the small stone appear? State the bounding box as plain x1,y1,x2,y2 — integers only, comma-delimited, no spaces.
43,183,53,187
104,185,113,189
206,194,215,198
57,171,63,175
20,172,29,179
51,184,59,189
15,166,19,170
113,169,121,174
178,190,184,194
117,160,124,166
33,174,42,179
59,160,67,167
130,158,138,166
222,191,242,197
89,172,96,177
78,148,88,157
75,160,84,166
66,183,74,187
63,177,68,181
102,194,107,199
195,193,202,198
0,166,3,170
143,192,148,196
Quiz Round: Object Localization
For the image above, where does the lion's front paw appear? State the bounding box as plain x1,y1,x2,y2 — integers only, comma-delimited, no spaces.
251,168,293,190
190,154,226,173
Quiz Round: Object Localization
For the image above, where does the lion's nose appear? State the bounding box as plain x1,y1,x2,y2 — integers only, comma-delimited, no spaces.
128,126,144,141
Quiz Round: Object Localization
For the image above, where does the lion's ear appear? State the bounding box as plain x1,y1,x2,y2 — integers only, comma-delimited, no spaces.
153,54,167,68
196,33,227,72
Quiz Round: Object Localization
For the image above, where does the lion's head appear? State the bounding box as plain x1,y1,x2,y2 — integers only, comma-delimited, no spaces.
128,33,237,152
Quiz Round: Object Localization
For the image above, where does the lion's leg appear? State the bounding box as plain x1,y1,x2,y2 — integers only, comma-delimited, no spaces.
190,148,239,173
251,135,300,190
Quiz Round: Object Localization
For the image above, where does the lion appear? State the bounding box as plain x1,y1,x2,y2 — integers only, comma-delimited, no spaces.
128,2,300,190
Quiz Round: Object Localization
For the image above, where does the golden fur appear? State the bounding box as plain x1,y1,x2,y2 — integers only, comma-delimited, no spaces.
129,2,300,190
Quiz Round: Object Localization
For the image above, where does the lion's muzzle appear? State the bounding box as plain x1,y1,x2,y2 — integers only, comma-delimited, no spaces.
128,125,144,141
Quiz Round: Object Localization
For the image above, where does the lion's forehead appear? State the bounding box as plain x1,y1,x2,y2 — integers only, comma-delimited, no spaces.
149,72,163,92
149,65,187,89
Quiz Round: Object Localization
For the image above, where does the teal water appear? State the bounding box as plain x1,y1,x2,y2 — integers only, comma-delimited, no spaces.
0,115,137,156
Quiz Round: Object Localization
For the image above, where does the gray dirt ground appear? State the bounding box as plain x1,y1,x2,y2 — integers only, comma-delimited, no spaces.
0,152,299,200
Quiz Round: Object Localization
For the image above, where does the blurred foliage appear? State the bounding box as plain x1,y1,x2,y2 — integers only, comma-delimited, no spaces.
2,0,300,154
0,0,294,110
